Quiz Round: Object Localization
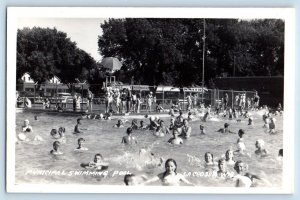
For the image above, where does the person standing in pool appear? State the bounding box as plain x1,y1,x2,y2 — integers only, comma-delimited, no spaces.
179,119,191,139
74,118,87,134
168,129,183,145
22,119,33,132
121,127,137,145
145,158,193,186
50,141,63,155
74,138,88,151
254,139,268,157
175,110,184,128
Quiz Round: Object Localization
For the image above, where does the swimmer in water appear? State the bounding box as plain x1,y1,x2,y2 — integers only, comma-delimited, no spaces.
149,116,159,131
74,118,87,134
254,139,268,157
187,112,193,121
225,149,235,165
75,138,88,151
248,117,253,125
234,129,246,155
169,118,176,132
144,158,194,186
22,119,33,132
200,124,206,135
204,152,217,167
113,119,124,128
233,161,268,187
131,119,139,130
269,118,276,134
215,159,234,179
216,123,235,134
121,127,137,145
124,174,147,186
201,111,209,122
175,110,184,128
139,120,148,130
179,119,191,139
168,129,183,145
50,141,63,155
154,120,170,137
81,153,109,170
144,152,164,168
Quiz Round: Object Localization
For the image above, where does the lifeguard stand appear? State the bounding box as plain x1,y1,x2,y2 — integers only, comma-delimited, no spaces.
104,76,116,89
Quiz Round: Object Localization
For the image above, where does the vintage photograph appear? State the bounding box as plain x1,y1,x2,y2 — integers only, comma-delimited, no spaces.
6,7,295,193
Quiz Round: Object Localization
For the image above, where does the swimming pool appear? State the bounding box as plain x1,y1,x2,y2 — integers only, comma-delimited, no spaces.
15,110,283,187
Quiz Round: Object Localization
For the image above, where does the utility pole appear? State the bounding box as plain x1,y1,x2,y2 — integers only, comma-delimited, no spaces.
202,18,206,103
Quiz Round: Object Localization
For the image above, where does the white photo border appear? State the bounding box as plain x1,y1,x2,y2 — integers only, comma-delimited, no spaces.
6,7,295,194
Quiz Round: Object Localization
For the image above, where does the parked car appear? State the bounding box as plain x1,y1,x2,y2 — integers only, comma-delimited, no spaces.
50,93,73,104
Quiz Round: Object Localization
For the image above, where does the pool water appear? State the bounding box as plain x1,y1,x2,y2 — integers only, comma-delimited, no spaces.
15,111,283,187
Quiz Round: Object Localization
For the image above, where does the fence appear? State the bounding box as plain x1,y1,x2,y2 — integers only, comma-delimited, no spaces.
16,83,257,113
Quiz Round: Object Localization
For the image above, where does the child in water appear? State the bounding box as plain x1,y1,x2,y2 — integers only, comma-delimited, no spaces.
50,141,63,155
139,120,148,130
204,152,217,167
225,149,235,165
75,138,88,151
248,117,253,125
145,158,194,186
215,159,234,179
169,118,176,132
254,139,268,157
18,119,43,142
179,119,191,139
74,118,82,134
50,127,66,144
113,119,124,128
81,153,109,170
131,119,139,130
217,123,235,134
124,174,147,186
22,119,33,132
121,127,137,144
233,161,269,187
200,124,206,135
154,120,170,137
269,118,276,134
168,129,183,145
235,129,246,154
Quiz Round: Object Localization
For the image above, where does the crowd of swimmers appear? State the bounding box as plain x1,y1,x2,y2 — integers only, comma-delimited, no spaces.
16,94,283,187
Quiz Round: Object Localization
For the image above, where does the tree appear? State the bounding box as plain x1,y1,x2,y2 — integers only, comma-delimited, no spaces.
17,27,100,86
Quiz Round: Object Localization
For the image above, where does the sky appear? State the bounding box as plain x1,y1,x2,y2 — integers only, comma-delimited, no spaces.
17,18,106,62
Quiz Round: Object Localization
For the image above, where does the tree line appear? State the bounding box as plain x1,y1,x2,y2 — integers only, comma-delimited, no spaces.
98,18,284,87
17,18,284,91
